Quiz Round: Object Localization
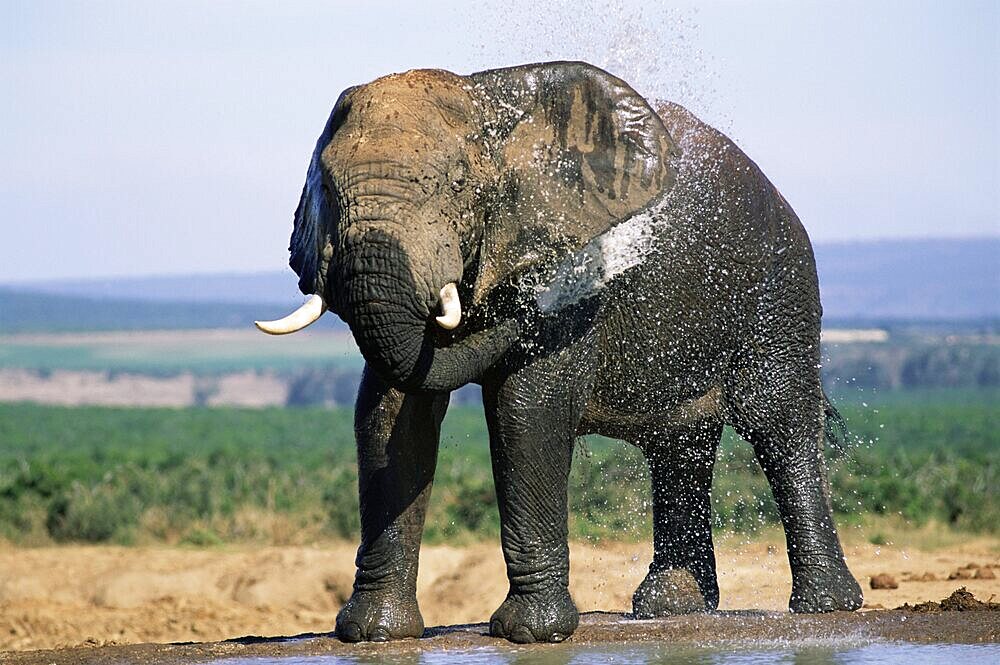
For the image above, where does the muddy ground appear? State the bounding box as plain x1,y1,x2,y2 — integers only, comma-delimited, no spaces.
5,611,1000,665
1,538,998,661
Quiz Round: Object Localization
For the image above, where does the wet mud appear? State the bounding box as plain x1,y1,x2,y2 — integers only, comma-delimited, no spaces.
897,587,1000,613
5,607,999,665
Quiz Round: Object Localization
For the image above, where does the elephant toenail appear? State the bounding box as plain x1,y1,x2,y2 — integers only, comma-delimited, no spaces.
370,627,390,642
509,625,536,643
489,619,506,637
550,632,566,642
338,622,363,643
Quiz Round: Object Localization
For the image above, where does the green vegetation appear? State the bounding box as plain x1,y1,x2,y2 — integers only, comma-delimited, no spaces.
0,391,996,546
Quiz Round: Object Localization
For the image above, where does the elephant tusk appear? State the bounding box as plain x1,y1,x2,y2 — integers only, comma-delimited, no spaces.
435,283,462,330
254,294,327,335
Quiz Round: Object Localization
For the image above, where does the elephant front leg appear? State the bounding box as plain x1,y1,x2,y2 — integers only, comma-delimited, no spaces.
335,366,448,643
484,379,580,644
633,421,722,617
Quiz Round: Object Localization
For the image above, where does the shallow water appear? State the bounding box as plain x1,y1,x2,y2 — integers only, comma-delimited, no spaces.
206,641,1000,665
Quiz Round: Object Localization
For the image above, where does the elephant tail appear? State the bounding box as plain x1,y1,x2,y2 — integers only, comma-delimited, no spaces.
822,391,849,454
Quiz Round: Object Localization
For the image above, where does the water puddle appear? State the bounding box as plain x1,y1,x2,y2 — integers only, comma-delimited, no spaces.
205,641,1000,665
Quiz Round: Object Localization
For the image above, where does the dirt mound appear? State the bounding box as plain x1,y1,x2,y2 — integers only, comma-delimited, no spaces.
896,587,1000,612
870,573,898,589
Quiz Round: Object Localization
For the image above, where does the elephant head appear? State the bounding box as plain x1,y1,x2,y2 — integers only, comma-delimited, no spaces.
256,61,678,393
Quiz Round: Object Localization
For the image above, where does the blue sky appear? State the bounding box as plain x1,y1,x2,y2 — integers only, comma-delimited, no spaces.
1,0,997,282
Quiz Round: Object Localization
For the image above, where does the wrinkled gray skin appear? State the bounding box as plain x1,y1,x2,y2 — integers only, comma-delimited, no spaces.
279,61,862,644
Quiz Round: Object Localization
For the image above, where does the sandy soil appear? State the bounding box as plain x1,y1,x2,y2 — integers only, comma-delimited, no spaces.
0,369,290,408
0,328,356,407
1,537,997,653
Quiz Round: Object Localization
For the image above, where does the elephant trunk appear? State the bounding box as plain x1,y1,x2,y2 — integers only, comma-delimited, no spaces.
339,234,517,393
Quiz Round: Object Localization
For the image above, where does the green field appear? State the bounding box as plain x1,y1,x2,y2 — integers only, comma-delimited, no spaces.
0,390,995,546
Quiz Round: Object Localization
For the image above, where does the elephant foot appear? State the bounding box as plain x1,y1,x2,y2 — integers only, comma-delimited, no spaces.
789,559,863,613
335,588,424,642
489,589,579,643
631,567,711,618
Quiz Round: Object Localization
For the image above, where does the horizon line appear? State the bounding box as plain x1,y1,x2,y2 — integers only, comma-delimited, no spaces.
1,234,996,287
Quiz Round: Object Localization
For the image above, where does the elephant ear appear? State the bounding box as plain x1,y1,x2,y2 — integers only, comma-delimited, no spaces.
289,87,357,298
467,61,678,303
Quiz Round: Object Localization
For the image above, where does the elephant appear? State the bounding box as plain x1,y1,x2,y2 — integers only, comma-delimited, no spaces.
256,61,863,643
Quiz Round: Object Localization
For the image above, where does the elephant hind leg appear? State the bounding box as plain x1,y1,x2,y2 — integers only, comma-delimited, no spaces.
632,420,722,617
729,401,863,613
726,312,863,613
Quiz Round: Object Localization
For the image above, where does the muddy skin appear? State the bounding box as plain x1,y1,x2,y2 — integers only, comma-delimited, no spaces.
334,368,447,642
270,60,863,643
632,568,709,617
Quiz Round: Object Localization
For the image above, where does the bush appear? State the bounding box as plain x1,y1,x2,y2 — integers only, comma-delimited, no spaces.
322,467,361,539
45,476,142,543
0,396,995,545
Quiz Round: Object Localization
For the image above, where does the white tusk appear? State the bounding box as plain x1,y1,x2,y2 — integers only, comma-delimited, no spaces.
435,283,462,330
254,294,327,335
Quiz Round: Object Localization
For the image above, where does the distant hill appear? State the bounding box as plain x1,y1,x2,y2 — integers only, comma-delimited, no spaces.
0,289,346,334
3,271,303,306
814,237,998,321
1,237,996,332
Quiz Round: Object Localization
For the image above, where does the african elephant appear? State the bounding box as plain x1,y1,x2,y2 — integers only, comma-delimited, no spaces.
256,61,863,643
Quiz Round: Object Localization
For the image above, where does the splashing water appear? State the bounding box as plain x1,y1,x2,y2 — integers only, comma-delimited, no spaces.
448,0,899,606
463,0,728,127
529,116,729,313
